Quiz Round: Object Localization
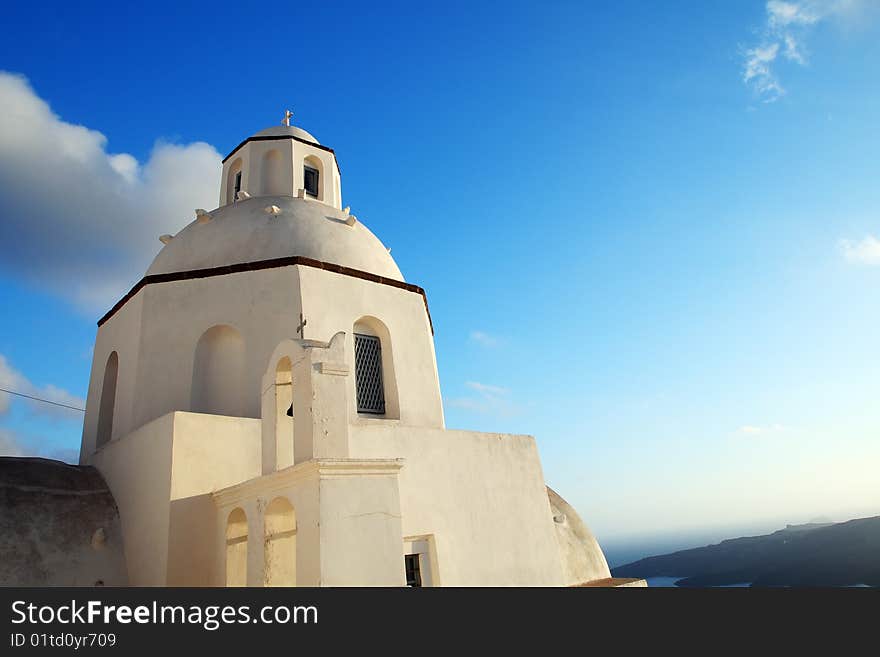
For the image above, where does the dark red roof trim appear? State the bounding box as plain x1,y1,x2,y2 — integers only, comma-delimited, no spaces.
97,256,433,333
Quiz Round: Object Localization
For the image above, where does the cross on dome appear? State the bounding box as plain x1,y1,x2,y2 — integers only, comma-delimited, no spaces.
281,109,294,126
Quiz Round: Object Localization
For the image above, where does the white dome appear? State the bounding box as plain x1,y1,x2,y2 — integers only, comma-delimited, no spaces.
147,196,403,280
252,125,320,144
547,487,612,585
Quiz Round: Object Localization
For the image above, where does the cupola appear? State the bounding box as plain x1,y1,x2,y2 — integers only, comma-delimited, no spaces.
219,110,342,209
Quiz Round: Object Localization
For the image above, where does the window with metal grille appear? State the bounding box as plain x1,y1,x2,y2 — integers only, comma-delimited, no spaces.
404,554,422,587
354,333,385,414
304,165,319,198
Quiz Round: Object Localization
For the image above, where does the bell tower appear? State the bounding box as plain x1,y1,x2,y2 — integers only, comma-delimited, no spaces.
219,111,343,209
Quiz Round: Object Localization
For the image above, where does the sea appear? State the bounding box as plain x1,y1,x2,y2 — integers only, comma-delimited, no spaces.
643,577,751,588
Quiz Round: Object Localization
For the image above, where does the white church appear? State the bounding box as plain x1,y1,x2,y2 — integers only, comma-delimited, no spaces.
53,114,635,587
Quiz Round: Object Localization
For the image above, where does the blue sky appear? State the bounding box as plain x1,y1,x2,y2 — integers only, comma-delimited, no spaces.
1,1,879,549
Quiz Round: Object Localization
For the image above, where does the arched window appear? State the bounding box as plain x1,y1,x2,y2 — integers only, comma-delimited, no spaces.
225,508,248,587
303,155,323,201
261,149,284,196
264,497,296,586
191,325,245,416
96,351,118,449
275,356,294,468
353,317,398,418
226,158,243,205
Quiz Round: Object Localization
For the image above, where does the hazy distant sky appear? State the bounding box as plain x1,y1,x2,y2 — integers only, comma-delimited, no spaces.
1,1,879,543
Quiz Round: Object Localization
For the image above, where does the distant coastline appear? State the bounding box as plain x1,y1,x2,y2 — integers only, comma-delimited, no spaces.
609,515,880,587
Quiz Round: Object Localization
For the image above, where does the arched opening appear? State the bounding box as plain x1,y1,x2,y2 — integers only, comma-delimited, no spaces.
96,351,118,449
225,508,248,587
261,149,284,196
264,497,296,586
303,154,324,201
226,158,243,204
274,356,294,468
353,317,399,419
191,325,245,416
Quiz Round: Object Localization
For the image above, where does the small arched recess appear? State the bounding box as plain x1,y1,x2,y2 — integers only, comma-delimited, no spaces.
264,497,296,587
96,351,119,449
225,508,248,587
191,324,246,416
302,154,324,201
261,149,285,196
226,157,243,204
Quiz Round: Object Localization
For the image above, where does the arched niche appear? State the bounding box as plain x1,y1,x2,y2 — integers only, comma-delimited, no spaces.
261,149,285,196
225,507,248,587
226,157,243,204
264,497,296,587
353,316,399,419
303,154,324,201
96,351,119,449
191,324,245,416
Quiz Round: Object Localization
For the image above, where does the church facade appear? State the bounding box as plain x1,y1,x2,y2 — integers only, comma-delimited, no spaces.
74,117,625,587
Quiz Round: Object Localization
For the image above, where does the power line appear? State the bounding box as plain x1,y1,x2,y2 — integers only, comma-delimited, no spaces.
0,387,85,412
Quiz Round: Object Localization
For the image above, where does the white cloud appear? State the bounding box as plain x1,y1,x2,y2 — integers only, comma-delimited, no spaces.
736,423,788,436
447,380,521,418
840,235,880,265
741,1,870,102
464,381,509,396
0,353,85,417
0,354,83,462
108,153,139,183
0,427,79,462
469,330,501,348
0,428,26,456
743,43,785,101
0,71,222,313
767,1,821,28
783,34,807,64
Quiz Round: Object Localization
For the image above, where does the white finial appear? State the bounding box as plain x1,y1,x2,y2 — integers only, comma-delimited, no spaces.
281,109,294,127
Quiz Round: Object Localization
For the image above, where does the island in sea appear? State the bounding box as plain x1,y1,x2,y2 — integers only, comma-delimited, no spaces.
612,515,880,587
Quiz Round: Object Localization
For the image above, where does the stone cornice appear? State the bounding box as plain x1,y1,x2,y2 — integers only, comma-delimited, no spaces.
212,458,404,508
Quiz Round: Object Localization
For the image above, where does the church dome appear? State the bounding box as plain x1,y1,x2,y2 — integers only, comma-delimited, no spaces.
146,196,403,281
251,125,320,144
547,487,612,585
